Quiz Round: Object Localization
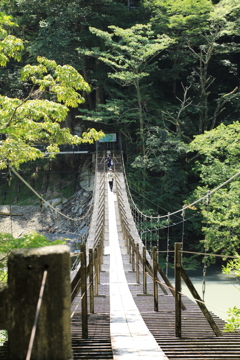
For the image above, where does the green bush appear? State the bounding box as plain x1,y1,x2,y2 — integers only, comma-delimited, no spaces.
224,307,240,332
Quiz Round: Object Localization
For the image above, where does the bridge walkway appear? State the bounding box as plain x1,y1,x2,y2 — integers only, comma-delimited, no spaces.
70,183,166,359
70,150,240,360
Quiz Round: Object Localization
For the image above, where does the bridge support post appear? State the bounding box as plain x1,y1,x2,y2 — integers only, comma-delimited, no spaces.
136,244,140,284
129,239,132,264
81,244,88,339
175,242,182,337
94,249,99,295
97,246,101,282
153,247,158,312
143,246,147,294
132,242,135,271
0,245,72,360
89,248,94,314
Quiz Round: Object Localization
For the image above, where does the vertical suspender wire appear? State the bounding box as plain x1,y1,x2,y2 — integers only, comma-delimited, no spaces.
7,165,13,236
40,199,44,233
202,190,210,301
166,212,170,277
136,209,139,230
143,215,146,246
141,214,144,246
157,216,160,253
130,200,133,219
137,210,140,234
56,210,59,230
150,216,153,249
140,213,143,243
141,216,144,245
133,208,136,226
155,218,158,265
155,218,158,249
9,203,13,236
181,207,185,261
145,216,148,248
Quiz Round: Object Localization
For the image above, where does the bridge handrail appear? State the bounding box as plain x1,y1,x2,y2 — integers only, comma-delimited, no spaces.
70,149,106,312
85,149,106,254
114,154,222,337
114,151,191,309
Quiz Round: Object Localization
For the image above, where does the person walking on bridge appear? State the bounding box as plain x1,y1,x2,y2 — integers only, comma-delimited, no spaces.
106,154,112,170
107,168,115,192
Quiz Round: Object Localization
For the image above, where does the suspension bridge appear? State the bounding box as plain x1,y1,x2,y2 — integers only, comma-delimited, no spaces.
0,149,240,360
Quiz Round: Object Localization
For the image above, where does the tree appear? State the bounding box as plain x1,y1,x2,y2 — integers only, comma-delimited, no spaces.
147,0,240,134
78,24,174,153
147,0,213,100
4,0,140,111
5,0,134,66
131,126,188,206
0,12,24,65
188,121,240,256
0,15,104,169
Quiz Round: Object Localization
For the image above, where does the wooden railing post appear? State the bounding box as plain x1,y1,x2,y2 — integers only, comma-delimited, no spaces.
136,244,139,284
89,248,94,314
97,246,101,282
175,242,182,337
122,221,126,242
153,247,158,312
94,249,98,295
123,226,127,246
100,225,104,266
81,244,88,339
129,240,132,263
132,242,135,272
143,246,147,294
0,245,72,360
126,235,129,254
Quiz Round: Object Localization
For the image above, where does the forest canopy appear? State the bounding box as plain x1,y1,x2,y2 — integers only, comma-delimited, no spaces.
0,0,239,259
0,12,104,169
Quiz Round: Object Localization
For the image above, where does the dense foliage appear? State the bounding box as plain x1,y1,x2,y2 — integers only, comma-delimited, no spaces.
0,0,239,260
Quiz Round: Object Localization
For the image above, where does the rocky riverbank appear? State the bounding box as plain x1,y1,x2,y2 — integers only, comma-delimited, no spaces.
0,155,95,252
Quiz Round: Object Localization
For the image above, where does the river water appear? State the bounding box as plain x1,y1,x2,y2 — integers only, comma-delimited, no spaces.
169,265,240,321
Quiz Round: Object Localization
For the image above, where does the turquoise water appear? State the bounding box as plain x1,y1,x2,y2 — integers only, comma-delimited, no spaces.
169,266,240,320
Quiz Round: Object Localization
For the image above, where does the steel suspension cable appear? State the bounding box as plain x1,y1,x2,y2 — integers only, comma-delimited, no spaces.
120,149,240,221
8,165,94,222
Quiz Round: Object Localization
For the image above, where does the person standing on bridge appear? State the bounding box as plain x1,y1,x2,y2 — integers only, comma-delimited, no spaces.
107,168,115,191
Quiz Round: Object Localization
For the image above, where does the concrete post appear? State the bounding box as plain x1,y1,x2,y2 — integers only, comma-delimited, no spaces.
3,245,72,360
